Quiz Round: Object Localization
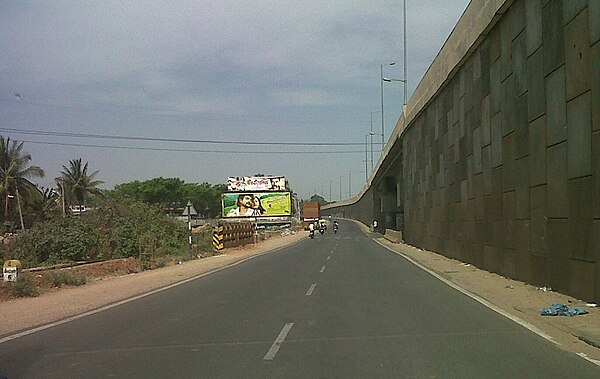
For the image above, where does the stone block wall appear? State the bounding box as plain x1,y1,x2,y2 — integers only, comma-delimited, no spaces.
401,0,599,301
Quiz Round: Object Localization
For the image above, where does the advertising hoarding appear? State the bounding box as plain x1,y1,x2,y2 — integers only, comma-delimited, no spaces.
227,176,286,192
222,192,291,218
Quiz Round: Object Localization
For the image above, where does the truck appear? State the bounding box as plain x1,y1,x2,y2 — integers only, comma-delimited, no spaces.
302,201,320,230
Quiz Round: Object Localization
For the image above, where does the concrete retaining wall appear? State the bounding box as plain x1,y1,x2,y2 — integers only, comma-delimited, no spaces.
325,0,599,302
401,0,599,302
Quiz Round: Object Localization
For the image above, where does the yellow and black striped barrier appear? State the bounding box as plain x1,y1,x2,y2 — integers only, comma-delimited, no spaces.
213,225,225,251
212,223,255,251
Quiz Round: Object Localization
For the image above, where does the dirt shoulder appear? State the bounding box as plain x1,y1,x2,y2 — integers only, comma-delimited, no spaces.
0,231,306,337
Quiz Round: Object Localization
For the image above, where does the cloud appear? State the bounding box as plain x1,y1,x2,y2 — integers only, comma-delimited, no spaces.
0,0,470,198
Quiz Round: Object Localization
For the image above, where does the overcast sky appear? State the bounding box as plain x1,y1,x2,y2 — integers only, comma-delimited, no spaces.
0,0,469,200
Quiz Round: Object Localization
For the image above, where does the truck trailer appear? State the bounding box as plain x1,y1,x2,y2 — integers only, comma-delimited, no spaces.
302,201,320,230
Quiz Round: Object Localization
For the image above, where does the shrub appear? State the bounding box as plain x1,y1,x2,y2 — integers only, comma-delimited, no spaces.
11,198,188,268
10,273,39,297
86,199,187,260
193,229,214,252
12,217,100,267
44,270,87,287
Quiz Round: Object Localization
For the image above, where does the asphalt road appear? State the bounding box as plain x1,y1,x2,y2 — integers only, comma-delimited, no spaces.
1,220,599,378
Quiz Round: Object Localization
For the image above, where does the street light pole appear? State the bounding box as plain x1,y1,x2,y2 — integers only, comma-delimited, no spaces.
364,134,369,183
380,62,395,150
348,171,352,198
370,110,380,174
382,76,408,128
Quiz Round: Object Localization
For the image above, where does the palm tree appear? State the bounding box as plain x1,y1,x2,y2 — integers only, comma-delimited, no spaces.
32,187,61,222
60,158,104,211
0,137,45,230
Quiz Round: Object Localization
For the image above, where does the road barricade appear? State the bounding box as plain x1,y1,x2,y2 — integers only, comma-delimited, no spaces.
213,223,255,251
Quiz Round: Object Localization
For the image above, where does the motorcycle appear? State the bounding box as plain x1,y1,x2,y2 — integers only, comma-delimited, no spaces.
333,225,338,234
309,229,315,239
319,228,325,235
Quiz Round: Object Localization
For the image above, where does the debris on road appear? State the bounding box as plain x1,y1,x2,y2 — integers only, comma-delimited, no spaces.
540,303,589,317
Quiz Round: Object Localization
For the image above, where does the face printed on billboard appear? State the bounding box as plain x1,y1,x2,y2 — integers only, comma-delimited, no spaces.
222,192,291,217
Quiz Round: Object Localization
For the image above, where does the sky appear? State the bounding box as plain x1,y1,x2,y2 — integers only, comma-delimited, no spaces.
0,0,470,201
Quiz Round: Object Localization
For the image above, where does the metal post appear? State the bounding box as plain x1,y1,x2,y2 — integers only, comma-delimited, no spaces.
348,171,352,198
187,202,192,256
380,64,385,150
381,62,395,150
370,112,373,170
364,135,368,183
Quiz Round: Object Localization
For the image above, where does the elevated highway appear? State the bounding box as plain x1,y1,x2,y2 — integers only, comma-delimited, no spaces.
323,0,599,302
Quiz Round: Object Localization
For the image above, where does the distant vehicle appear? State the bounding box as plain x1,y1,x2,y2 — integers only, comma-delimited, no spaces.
318,219,329,230
302,201,320,230
69,205,87,216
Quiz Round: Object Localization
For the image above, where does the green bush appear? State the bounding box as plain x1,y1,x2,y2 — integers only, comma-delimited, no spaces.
11,198,188,268
44,270,87,287
10,273,39,297
89,199,186,260
193,229,214,252
12,217,100,267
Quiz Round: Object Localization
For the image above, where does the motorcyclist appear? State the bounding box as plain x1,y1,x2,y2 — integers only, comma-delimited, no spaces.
308,222,315,238
333,220,339,233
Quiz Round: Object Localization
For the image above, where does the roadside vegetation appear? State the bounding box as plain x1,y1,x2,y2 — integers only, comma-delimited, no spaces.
0,137,228,298
10,198,192,268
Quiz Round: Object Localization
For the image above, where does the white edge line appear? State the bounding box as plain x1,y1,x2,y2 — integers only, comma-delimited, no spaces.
305,283,317,296
576,352,600,367
373,239,559,345
0,243,297,345
263,323,294,360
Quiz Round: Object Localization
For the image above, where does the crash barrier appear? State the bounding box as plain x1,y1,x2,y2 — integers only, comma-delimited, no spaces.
213,223,255,251
383,229,403,244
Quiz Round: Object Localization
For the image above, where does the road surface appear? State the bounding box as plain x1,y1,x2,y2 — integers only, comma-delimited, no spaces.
1,220,598,378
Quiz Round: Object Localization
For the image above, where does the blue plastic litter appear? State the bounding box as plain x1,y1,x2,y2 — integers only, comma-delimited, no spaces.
540,303,589,317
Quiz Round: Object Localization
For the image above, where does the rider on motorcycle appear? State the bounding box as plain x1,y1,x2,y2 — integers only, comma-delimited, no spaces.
308,222,315,238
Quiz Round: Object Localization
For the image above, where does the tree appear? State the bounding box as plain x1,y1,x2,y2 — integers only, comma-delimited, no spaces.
0,137,45,230
31,187,61,222
109,178,226,218
309,194,328,206
60,158,104,209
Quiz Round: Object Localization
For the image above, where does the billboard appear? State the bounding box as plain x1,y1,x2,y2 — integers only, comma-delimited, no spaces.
222,192,291,218
227,176,286,192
